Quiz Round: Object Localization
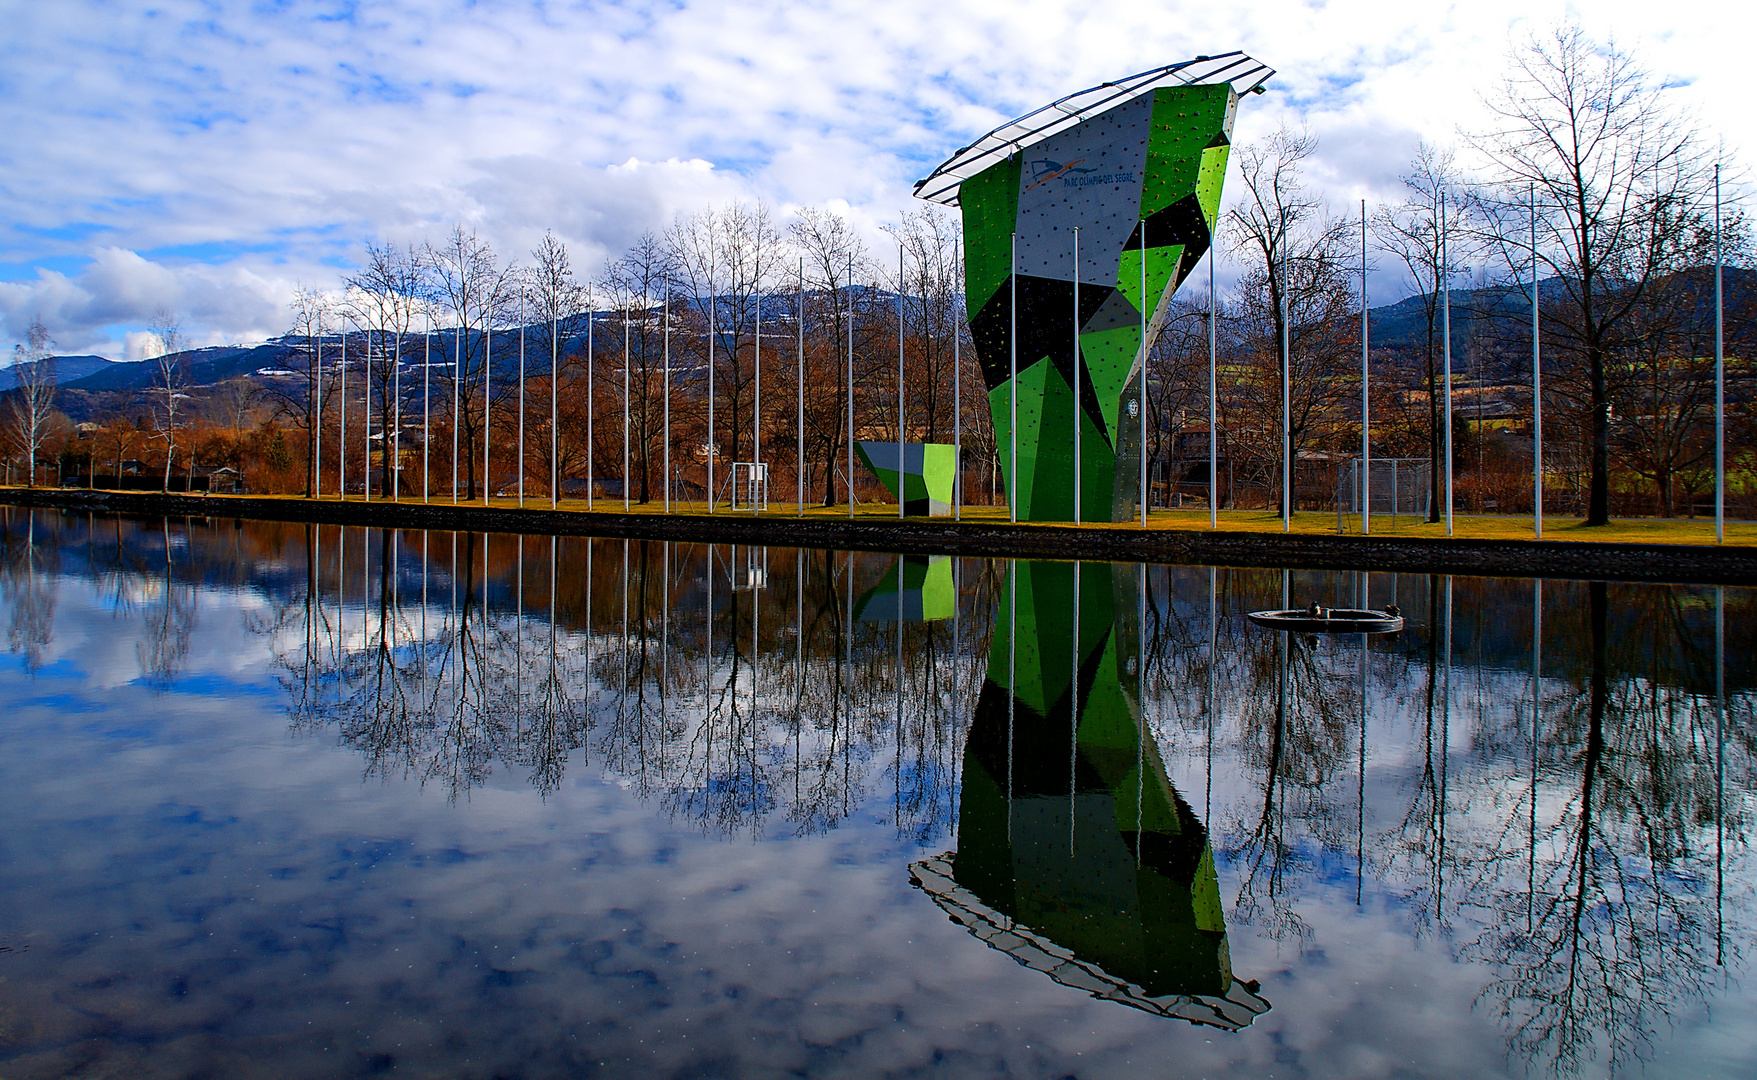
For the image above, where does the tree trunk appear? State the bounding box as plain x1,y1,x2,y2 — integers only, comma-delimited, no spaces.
465,419,478,501
1588,346,1611,525
1427,351,1442,524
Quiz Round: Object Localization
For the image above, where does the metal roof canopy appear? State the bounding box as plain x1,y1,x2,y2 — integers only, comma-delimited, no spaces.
912,53,1275,207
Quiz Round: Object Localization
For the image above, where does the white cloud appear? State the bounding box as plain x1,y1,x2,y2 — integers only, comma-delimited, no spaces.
1,0,1747,353
0,248,299,358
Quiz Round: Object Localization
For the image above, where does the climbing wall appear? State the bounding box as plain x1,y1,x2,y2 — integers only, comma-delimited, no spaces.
964,83,1237,521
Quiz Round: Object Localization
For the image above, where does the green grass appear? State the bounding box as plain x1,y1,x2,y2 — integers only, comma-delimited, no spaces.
20,486,1756,547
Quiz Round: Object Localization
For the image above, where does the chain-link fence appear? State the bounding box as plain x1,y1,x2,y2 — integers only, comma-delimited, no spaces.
1335,458,1431,526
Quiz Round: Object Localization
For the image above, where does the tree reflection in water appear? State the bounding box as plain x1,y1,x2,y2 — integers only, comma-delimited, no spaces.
2,507,1753,1076
1,510,59,672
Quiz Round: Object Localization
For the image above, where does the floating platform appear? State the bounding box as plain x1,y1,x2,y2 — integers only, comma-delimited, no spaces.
1247,606,1404,634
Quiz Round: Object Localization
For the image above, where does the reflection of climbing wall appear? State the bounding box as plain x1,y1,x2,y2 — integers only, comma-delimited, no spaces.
853,555,954,622
933,561,1265,1019
963,84,1237,521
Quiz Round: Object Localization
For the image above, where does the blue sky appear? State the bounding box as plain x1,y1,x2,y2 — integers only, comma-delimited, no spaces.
0,0,1746,359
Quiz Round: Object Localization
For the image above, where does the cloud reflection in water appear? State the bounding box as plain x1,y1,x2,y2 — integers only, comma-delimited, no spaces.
0,509,1752,1079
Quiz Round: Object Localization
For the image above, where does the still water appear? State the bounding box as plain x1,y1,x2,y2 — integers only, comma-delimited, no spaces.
0,510,1752,1079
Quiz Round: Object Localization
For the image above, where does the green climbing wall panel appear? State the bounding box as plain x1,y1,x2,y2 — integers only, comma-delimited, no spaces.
960,83,1244,521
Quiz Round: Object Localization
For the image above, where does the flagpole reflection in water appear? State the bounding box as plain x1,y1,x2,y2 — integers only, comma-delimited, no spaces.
1530,578,1541,934
1071,560,1079,857
1358,572,1368,907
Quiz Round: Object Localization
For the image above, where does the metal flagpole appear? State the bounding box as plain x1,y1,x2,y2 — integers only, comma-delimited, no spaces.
451,316,460,503
954,238,963,522
365,321,375,505
1139,219,1148,528
1716,164,1725,543
550,300,557,509
664,286,672,513
424,307,431,502
1010,232,1019,524
797,258,804,517
339,323,347,499
643,284,650,509
1362,198,1370,534
393,323,401,501
1073,226,1082,525
1532,183,1542,538
1442,192,1453,536
1280,265,1290,532
483,316,491,506
847,254,854,518
587,286,595,509
708,277,716,513
755,265,762,515
314,312,324,499
363,321,372,503
481,314,488,505
898,243,905,520
629,295,636,516
519,292,526,506
1209,249,1217,529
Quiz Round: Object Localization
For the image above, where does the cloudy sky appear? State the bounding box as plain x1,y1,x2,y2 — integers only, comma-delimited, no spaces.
0,0,1746,360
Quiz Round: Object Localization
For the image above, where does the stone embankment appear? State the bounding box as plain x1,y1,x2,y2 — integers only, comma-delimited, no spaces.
5,487,1754,585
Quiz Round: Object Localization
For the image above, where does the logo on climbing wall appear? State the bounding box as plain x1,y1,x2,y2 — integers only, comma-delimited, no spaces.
1026,157,1135,192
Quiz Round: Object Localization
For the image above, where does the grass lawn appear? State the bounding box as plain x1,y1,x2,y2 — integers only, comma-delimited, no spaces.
49,487,1757,547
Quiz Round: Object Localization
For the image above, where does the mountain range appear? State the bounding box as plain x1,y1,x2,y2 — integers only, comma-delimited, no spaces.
21,267,1752,417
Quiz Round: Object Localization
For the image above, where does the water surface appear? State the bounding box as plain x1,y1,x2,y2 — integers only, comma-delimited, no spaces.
0,510,1751,1079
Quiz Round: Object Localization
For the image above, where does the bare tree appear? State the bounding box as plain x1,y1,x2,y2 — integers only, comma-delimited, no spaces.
1144,294,1222,502
1374,143,1462,521
273,286,337,496
1609,271,1720,515
424,227,517,500
600,233,674,504
347,243,426,497
1469,24,1719,525
8,316,57,488
206,376,260,435
789,207,875,504
146,309,187,493
880,208,975,510
666,202,786,479
1228,128,1358,509
887,208,966,444
524,231,589,497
